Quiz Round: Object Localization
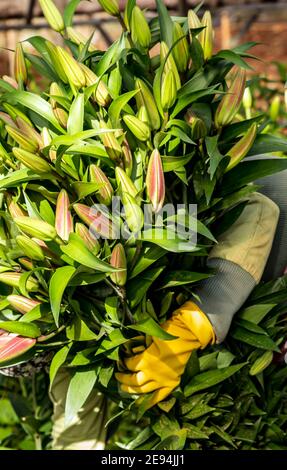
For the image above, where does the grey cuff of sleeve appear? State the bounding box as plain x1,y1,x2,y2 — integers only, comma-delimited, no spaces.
192,258,256,343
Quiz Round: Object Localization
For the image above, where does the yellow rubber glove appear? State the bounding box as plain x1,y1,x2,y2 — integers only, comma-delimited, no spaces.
116,301,215,407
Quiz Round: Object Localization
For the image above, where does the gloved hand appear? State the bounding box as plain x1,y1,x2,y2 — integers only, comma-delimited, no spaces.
116,301,215,407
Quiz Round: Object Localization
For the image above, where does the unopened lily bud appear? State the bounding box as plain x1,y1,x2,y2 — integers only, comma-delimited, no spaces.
6,195,27,218
160,42,181,91
135,78,160,131
110,243,127,286
199,11,213,60
75,223,100,255
16,235,45,261
16,117,43,148
185,109,207,140
7,295,41,315
108,65,122,98
55,189,73,242
49,82,69,128
54,106,68,128
14,216,58,241
90,165,114,206
115,166,139,202
130,6,151,49
56,46,86,89
225,122,257,172
172,23,189,73
0,272,39,291
215,67,246,128
99,120,122,163
41,127,56,162
74,203,115,239
6,125,38,153
39,0,65,32
14,43,28,84
97,0,120,17
18,258,34,270
138,106,150,125
161,69,177,111
243,87,252,110
66,27,97,52
122,139,133,176
122,192,144,233
2,75,18,89
188,9,202,35
79,63,111,107
46,42,68,83
269,95,281,122
146,149,165,213
123,114,150,142
12,147,51,174
0,112,17,127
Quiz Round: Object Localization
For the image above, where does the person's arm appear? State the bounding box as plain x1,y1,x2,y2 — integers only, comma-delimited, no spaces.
116,192,279,407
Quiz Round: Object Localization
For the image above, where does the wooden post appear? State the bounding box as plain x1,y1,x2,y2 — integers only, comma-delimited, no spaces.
221,9,231,50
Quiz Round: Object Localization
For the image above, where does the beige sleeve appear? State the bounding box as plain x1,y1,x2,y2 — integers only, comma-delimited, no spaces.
49,369,109,450
209,192,279,284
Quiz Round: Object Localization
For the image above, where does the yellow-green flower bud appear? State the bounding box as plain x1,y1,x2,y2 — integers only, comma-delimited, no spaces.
161,69,177,111
79,63,111,107
56,46,86,89
99,120,122,162
14,216,58,241
130,6,151,49
269,95,281,122
46,41,68,83
123,114,150,142
172,22,189,73
135,78,160,130
6,125,38,153
75,223,100,255
0,272,39,292
160,41,181,91
39,0,65,32
225,122,257,172
66,27,97,52
12,147,51,174
215,67,246,128
115,166,139,202
97,0,120,17
16,235,45,261
14,43,28,84
122,192,144,233
199,11,213,60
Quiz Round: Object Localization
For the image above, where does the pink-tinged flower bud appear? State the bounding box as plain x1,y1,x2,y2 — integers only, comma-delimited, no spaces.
121,139,133,177
146,149,165,213
73,203,115,239
75,223,100,255
90,165,114,206
0,272,39,291
225,122,257,172
18,258,34,271
14,43,28,84
0,333,36,365
99,120,122,163
55,189,73,242
0,112,17,127
2,75,18,89
6,194,27,218
7,295,41,315
110,243,127,286
16,117,43,148
6,125,38,153
215,67,246,128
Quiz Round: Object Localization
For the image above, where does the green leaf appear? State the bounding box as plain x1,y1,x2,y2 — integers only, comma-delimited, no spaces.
49,344,72,390
67,93,84,135
220,158,287,196
231,327,279,351
141,228,198,253
127,267,165,308
215,50,253,69
127,317,177,340
49,266,76,327
64,0,82,27
0,169,52,190
72,181,104,199
129,245,166,279
162,153,193,172
66,316,98,341
184,363,246,396
95,329,127,356
109,90,139,127
185,403,215,420
205,135,225,179
238,304,275,324
0,321,40,338
52,129,112,146
65,369,98,426
158,271,212,289
61,233,119,273
5,91,64,132
247,134,287,156
155,0,174,48
184,424,209,440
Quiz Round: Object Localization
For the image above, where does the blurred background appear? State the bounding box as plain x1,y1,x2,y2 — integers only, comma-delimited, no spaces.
0,0,286,79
